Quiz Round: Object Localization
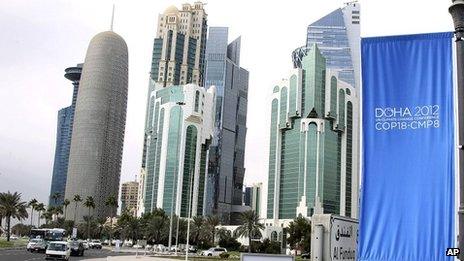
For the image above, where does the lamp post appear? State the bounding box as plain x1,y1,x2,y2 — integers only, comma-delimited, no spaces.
185,169,194,261
168,100,187,253
450,1,464,258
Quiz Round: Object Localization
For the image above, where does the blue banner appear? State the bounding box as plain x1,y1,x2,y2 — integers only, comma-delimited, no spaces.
358,32,455,261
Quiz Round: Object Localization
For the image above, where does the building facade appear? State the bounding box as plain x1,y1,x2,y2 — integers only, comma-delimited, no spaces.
48,64,82,206
244,183,262,217
65,31,128,221
136,169,146,217
204,27,249,224
121,181,139,216
141,2,209,214
266,43,359,225
143,84,215,217
305,1,360,89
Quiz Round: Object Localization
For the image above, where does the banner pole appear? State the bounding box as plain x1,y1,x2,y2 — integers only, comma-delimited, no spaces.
450,1,464,259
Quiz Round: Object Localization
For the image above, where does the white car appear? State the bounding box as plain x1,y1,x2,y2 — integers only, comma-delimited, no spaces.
201,247,227,257
45,241,70,261
26,238,47,252
81,240,90,250
89,239,103,249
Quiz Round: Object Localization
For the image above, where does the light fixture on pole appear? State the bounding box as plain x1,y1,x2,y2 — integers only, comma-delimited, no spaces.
450,0,464,259
185,169,194,260
168,100,186,252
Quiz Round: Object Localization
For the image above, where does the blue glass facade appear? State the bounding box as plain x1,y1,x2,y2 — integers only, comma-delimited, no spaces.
49,64,82,206
204,27,249,224
305,4,360,87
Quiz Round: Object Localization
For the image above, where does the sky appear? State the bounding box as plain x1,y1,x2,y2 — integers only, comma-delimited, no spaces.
0,0,453,211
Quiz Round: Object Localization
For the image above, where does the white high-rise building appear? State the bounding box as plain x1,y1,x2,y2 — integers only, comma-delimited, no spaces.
143,84,216,217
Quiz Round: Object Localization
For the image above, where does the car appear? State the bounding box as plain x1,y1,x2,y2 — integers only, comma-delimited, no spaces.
10,235,18,240
133,244,143,249
69,241,85,256
301,252,311,259
201,247,227,257
27,238,47,253
89,239,102,249
26,238,44,252
82,240,89,250
188,245,197,253
45,241,70,261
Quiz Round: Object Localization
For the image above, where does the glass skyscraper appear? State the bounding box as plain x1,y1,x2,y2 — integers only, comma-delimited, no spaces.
48,64,82,206
306,2,360,89
204,27,249,224
142,84,216,217
266,43,359,223
266,2,360,224
140,3,209,215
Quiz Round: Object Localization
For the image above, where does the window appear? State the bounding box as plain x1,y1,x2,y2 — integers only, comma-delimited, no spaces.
194,90,200,112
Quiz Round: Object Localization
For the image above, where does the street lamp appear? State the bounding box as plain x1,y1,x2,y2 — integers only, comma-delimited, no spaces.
168,100,186,253
185,169,194,261
450,1,464,259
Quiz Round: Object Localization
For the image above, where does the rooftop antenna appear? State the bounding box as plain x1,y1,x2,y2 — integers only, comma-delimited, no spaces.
110,4,115,31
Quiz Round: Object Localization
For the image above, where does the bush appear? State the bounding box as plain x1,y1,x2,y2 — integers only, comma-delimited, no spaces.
0,240,14,248
218,237,241,251
219,252,230,259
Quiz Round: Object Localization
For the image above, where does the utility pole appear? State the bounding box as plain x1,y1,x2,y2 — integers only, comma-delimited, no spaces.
450,1,464,259
185,169,194,260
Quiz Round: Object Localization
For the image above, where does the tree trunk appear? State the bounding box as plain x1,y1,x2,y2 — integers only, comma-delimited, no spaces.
248,226,252,253
87,208,91,240
248,236,251,253
6,216,11,242
30,209,34,227
212,229,215,246
74,203,78,225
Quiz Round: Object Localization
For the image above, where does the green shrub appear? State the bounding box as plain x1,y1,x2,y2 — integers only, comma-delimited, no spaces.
0,240,14,248
219,252,230,259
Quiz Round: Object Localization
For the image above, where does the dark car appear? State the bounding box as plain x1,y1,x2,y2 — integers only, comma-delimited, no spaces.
70,241,85,256
301,252,311,259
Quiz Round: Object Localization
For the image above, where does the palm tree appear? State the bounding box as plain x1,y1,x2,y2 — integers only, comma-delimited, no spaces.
51,192,61,206
234,210,264,253
63,199,70,220
28,199,37,227
42,207,54,225
105,195,118,244
191,216,204,245
72,194,82,225
144,214,169,244
0,191,28,241
54,206,63,221
35,203,45,227
205,215,220,245
83,196,95,239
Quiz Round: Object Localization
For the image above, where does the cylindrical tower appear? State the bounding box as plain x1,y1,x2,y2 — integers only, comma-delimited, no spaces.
65,31,128,221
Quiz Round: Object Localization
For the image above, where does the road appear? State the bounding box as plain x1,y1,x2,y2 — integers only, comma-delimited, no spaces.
0,248,132,261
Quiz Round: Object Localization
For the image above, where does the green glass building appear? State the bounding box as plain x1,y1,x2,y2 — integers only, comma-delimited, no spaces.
142,84,216,217
266,44,358,223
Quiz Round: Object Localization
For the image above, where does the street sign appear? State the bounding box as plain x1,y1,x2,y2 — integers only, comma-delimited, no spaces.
72,228,77,239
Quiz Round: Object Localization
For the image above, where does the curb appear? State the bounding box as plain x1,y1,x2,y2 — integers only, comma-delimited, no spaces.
0,246,26,251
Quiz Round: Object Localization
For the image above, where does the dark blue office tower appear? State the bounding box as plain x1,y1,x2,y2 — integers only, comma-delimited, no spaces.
48,64,82,206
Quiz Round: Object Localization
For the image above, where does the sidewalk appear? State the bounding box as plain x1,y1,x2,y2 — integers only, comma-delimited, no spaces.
84,256,178,261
